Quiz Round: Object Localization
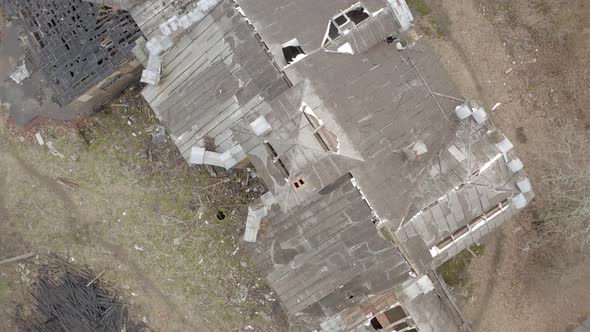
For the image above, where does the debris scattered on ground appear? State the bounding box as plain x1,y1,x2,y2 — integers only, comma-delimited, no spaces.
0,252,35,266
34,132,44,145
10,61,30,84
491,102,502,111
14,256,145,332
56,177,80,190
236,284,249,303
0,88,289,331
173,237,182,246
86,270,106,287
147,124,166,144
46,141,65,159
78,127,93,145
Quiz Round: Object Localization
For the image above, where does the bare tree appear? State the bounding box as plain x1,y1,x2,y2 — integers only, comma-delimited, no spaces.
535,120,590,254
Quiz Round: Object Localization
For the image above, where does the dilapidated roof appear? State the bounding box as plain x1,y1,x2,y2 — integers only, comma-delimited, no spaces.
250,180,411,324
1,0,142,105
232,0,533,271
131,0,290,160
128,0,533,331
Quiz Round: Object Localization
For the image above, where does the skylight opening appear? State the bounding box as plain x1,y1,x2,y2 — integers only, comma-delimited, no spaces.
281,38,306,65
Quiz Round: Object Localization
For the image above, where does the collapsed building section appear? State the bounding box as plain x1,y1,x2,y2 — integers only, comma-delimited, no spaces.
1,0,143,112
124,0,533,331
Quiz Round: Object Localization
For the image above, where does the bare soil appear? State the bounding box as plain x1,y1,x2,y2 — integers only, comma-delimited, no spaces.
414,0,590,330
0,90,288,332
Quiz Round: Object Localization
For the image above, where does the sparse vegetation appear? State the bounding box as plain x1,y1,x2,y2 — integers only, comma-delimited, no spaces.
407,0,447,38
407,0,431,16
534,121,590,254
437,245,484,287
0,90,286,331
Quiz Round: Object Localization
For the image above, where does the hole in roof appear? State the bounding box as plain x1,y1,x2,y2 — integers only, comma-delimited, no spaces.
334,14,347,26
283,46,305,64
346,6,370,24
282,38,305,65
328,21,341,40
370,317,383,330
293,178,305,189
302,105,339,153
393,322,409,330
383,306,408,323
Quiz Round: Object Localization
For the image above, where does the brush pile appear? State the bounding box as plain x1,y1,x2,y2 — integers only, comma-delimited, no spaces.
15,256,143,332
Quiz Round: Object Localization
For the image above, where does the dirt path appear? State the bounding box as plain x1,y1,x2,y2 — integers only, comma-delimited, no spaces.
0,95,287,331
11,151,204,330
0,150,199,330
416,0,590,330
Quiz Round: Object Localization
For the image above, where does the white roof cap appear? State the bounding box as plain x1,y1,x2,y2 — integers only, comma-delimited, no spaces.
496,136,514,154
472,107,488,124
455,104,472,120
189,146,206,164
508,158,524,172
249,115,272,136
413,140,428,156
516,178,532,193
512,193,527,209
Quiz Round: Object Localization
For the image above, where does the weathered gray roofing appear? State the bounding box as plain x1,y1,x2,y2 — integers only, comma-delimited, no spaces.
234,0,534,271
133,1,290,160
249,179,411,319
128,0,184,38
574,320,590,332
129,0,532,330
2,0,142,105
233,0,403,67
279,40,462,226
231,80,366,212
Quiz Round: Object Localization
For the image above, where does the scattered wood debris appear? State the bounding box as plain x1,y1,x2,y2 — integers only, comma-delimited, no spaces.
14,255,148,332
56,177,80,190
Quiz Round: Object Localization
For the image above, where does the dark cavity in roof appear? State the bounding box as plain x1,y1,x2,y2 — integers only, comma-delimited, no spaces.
1,0,143,105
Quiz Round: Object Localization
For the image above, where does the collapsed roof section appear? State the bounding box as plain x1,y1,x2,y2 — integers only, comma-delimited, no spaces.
83,0,140,10
1,0,142,106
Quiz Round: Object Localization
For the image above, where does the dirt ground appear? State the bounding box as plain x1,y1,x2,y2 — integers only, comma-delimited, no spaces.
0,91,288,331
412,0,590,331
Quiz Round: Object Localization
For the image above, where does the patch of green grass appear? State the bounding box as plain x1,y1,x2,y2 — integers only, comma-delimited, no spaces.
408,0,431,17
430,17,445,37
0,278,10,302
437,244,484,287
